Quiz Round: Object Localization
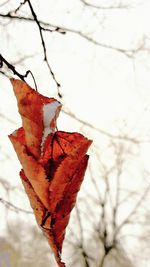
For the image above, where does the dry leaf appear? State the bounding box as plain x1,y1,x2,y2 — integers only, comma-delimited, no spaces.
9,79,92,266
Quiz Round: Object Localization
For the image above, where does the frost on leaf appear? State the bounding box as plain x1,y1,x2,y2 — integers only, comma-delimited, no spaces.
9,79,92,267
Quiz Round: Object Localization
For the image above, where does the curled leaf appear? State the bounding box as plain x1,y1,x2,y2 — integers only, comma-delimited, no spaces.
9,79,92,266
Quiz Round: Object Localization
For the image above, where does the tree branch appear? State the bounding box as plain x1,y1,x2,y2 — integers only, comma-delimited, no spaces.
1,12,66,34
0,54,28,81
0,198,33,214
62,109,149,143
76,205,90,267
114,183,150,238
26,0,62,97
0,0,10,8
80,0,132,9
112,142,124,232
0,13,144,58
13,0,27,13
0,54,37,90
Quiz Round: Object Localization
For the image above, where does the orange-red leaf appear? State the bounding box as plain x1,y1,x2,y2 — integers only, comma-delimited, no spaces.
9,127,50,209
9,79,92,267
10,78,61,159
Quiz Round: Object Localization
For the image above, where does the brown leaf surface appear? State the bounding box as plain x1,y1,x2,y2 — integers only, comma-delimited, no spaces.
51,155,89,252
10,78,61,159
20,170,65,267
9,79,92,267
9,128,49,209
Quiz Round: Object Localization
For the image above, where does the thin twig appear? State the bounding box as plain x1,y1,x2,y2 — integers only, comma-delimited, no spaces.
14,0,27,13
0,13,144,58
114,183,150,238
0,13,65,34
0,54,27,81
62,109,146,143
89,164,103,203
76,205,90,267
0,177,14,191
0,112,17,125
112,142,124,231
76,205,83,245
0,54,37,91
26,0,62,97
0,198,33,214
99,253,106,267
80,0,133,9
0,0,10,7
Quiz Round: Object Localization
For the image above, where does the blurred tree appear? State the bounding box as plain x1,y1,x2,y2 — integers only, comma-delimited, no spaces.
62,138,150,266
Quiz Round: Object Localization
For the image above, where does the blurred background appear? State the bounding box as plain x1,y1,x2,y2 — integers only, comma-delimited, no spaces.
0,0,150,266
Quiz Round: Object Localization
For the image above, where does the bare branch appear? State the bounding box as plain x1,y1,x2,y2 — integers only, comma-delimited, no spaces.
99,253,106,267
76,205,84,245
0,13,144,58
0,177,14,191
114,183,150,237
75,206,90,267
80,0,132,9
89,164,103,204
0,54,28,81
112,142,124,231
26,0,62,97
0,54,37,90
13,0,27,13
0,13,65,34
62,109,146,143
0,70,10,78
118,190,141,206
0,112,17,125
0,198,33,214
0,0,10,8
